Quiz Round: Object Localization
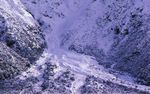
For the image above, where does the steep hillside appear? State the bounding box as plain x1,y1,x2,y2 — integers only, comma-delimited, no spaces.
0,0,46,81
0,0,150,94
22,0,150,85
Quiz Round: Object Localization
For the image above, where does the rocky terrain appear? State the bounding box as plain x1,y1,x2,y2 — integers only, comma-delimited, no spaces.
0,0,150,94
0,0,46,82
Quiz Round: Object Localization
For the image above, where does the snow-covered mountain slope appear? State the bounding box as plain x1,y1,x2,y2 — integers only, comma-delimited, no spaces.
21,0,150,83
0,0,46,61
0,0,46,81
0,0,149,93
1,51,149,94
21,0,111,53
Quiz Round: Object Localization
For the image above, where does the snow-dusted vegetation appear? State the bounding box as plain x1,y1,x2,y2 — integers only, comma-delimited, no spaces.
0,0,150,94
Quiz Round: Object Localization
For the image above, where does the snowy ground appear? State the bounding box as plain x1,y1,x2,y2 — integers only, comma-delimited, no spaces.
17,50,150,93
20,0,150,93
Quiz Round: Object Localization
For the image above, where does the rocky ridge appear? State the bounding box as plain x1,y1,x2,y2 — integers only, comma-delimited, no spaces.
0,0,46,80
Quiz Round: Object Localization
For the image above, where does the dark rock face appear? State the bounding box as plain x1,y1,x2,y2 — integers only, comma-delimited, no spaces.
0,42,30,80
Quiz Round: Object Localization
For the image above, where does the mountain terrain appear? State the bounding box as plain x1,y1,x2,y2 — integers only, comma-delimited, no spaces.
0,0,150,94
